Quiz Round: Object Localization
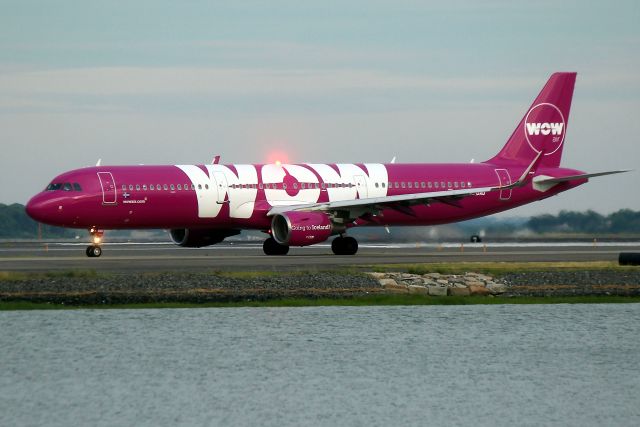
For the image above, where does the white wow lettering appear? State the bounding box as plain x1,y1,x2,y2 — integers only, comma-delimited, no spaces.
526,122,564,136
177,163,388,218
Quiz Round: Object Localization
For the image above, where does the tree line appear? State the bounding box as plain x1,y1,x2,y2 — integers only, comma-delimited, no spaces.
0,203,75,238
527,209,640,234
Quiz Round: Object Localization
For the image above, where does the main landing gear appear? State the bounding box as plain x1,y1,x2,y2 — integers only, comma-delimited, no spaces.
86,228,104,258
263,237,289,255
262,236,359,256
331,236,358,255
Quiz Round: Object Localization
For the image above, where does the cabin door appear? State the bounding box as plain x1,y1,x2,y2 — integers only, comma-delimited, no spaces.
97,172,117,205
214,172,228,204
494,169,512,201
354,175,368,199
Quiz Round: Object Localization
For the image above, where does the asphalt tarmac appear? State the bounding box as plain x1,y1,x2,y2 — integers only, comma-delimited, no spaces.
1,241,638,273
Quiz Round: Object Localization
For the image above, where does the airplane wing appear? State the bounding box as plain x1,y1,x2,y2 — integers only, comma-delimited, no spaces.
267,185,498,219
267,153,545,219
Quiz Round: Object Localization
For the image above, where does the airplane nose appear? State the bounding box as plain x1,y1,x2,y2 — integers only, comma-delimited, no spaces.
25,195,56,223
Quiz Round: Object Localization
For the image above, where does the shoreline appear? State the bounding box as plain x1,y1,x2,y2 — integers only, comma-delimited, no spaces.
1,263,639,309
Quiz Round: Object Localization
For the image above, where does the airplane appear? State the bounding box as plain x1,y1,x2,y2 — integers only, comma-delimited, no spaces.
25,72,628,257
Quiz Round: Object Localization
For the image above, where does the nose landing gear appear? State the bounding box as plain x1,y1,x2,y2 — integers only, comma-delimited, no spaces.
86,228,104,257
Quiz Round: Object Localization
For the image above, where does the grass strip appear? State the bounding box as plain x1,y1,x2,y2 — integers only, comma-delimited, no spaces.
2,294,640,310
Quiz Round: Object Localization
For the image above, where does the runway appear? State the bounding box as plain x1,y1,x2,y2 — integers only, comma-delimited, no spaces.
1,241,638,273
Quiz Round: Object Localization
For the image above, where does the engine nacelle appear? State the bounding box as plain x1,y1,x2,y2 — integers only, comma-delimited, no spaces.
170,228,241,248
271,211,334,246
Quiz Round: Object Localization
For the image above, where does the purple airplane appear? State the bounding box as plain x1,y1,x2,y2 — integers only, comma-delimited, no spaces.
26,73,627,257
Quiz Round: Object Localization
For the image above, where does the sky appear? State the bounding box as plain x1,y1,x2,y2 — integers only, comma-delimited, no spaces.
1,0,638,216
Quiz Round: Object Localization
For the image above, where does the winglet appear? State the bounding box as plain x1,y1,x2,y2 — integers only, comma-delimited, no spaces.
212,155,220,164
95,158,102,167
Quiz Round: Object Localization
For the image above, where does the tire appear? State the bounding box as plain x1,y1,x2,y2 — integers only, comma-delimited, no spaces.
89,245,102,257
470,235,482,243
86,246,94,257
263,237,289,255
331,236,358,255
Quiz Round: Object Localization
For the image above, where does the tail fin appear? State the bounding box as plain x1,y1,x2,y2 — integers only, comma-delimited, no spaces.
487,72,576,168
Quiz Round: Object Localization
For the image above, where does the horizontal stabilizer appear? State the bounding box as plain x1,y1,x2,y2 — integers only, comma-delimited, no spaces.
533,170,630,192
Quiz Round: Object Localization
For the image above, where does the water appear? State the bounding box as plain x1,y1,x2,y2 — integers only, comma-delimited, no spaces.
1,305,639,427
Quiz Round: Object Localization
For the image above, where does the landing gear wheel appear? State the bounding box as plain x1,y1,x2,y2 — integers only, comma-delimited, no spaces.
86,245,102,257
331,236,358,255
263,237,289,255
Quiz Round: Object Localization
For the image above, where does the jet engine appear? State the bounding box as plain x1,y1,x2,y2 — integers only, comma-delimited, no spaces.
170,228,241,247
271,211,336,246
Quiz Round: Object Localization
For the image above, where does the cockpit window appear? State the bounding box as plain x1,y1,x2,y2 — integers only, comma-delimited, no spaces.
46,182,82,191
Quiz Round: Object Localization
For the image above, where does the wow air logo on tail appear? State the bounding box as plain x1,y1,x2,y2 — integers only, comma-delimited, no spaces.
524,103,565,155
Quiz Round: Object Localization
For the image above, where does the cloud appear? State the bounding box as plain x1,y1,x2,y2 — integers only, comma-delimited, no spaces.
0,67,532,95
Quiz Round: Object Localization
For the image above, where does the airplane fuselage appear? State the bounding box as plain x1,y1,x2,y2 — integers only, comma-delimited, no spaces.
26,162,585,231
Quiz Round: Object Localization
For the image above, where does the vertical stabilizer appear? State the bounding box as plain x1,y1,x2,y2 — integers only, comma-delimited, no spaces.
487,72,576,168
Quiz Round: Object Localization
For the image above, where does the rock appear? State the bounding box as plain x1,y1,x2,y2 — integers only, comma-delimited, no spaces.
476,274,493,282
368,272,387,280
469,285,491,296
425,273,441,279
465,280,484,287
380,279,408,293
448,287,470,296
436,279,449,286
486,282,508,295
428,286,448,296
408,285,429,295
379,278,398,287
422,279,437,286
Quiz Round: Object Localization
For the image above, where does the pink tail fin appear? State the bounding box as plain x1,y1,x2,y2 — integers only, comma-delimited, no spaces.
487,72,576,168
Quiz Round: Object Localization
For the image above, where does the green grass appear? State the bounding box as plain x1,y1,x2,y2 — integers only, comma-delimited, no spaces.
2,294,639,310
0,270,100,281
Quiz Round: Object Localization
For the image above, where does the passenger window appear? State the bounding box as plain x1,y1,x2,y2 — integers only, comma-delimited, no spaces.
163,184,168,190
382,183,386,188
401,182,406,189
375,183,379,188
143,184,147,190
191,184,195,190
421,182,425,189
150,184,155,190
170,184,175,190
447,182,452,189
408,182,412,188
177,184,182,190
204,184,209,190
73,183,82,191
198,184,202,190
468,182,472,187
122,185,127,191
434,182,439,189
136,184,141,191
441,181,445,188
428,182,432,189
129,184,134,191
461,182,465,188
454,182,459,189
